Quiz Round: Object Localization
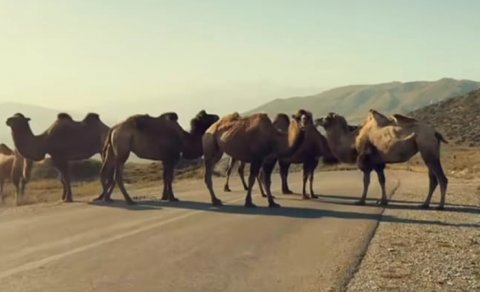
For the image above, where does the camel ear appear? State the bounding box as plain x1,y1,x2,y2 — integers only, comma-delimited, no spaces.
26,117,31,122
198,110,207,117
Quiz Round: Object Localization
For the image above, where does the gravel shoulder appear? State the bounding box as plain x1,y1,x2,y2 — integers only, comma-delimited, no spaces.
347,174,480,291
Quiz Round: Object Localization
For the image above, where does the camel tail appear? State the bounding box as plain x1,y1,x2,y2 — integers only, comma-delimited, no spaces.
435,132,448,144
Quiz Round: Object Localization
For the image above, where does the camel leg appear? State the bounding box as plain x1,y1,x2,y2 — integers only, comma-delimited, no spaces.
163,161,178,202
279,161,293,194
114,163,135,205
374,165,388,205
95,161,116,203
223,157,237,192
256,170,268,198
52,159,73,203
309,160,319,199
244,161,261,208
423,159,448,210
420,169,438,209
204,151,223,206
238,162,248,191
356,169,371,205
301,164,310,200
261,159,281,208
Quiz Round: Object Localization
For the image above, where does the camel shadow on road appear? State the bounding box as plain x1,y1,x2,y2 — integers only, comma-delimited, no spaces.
89,196,480,229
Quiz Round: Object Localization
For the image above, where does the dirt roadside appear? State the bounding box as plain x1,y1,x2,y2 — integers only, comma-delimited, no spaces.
346,174,480,291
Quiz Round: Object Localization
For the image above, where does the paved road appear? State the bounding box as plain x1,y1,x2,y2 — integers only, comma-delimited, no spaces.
0,170,405,292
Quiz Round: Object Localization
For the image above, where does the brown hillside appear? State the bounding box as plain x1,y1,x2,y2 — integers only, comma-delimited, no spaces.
410,89,480,146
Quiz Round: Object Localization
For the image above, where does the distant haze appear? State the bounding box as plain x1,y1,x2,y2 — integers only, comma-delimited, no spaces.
1,1,480,121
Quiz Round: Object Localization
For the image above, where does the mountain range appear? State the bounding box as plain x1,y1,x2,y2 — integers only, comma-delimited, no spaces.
246,78,480,122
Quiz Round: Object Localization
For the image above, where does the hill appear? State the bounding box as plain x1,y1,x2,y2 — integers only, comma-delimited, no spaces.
246,78,480,122
409,89,480,147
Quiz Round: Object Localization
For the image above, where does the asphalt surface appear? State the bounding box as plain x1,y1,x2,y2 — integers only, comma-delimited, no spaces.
0,170,404,292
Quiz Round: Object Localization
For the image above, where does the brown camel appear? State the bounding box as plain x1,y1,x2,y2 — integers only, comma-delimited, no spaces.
278,110,338,199
223,113,291,194
95,110,219,204
316,110,448,209
203,111,308,207
0,144,33,204
6,113,110,202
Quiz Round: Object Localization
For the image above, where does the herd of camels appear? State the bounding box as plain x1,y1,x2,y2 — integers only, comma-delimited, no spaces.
1,108,449,210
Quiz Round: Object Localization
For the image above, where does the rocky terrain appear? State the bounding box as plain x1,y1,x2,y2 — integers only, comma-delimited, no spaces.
410,89,480,147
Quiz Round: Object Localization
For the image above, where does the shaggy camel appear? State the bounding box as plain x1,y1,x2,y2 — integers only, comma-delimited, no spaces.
278,110,338,199
6,113,109,202
0,144,32,204
203,111,308,207
223,113,291,194
316,110,448,209
95,110,219,204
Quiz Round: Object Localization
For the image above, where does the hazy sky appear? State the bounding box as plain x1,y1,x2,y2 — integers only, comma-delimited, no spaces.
1,0,479,121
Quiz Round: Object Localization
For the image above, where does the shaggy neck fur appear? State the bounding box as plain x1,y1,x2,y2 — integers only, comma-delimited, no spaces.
274,120,305,158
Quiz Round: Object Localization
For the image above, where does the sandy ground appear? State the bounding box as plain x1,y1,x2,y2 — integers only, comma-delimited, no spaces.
347,173,480,291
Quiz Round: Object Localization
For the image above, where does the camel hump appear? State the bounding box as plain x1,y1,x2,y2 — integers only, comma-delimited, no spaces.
368,109,391,126
392,114,417,124
221,112,241,122
159,112,179,121
83,112,100,123
57,113,73,121
348,125,360,132
0,143,14,155
134,115,152,130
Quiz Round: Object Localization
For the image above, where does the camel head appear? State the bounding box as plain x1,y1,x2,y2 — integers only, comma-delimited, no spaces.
6,113,31,131
272,113,290,132
190,110,220,134
314,112,350,132
292,109,312,129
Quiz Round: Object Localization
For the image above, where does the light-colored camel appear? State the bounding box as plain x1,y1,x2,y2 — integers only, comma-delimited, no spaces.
203,111,308,207
0,144,33,204
6,113,110,202
316,110,448,209
223,113,291,195
95,110,219,204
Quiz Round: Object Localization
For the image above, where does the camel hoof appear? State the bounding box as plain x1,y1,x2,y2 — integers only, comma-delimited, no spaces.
419,203,430,209
302,195,310,200
354,200,366,206
92,195,103,202
224,186,231,192
244,202,257,208
269,202,281,208
311,194,319,199
379,200,389,206
126,200,136,205
160,196,169,201
436,205,445,211
168,197,179,202
283,190,293,195
104,198,114,204
261,194,267,198
212,199,223,206
63,199,73,203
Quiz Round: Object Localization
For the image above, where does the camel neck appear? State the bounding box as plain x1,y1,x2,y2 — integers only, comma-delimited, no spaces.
11,125,46,161
181,129,204,159
325,128,357,163
275,122,305,158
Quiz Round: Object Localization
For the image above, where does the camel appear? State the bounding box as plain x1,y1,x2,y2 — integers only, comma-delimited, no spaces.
277,110,338,199
0,144,33,204
203,111,308,208
6,113,110,202
95,110,219,204
223,113,291,195
315,110,448,209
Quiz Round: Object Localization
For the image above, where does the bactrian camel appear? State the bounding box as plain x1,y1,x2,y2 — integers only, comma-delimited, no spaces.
315,110,448,209
6,113,110,202
223,113,291,195
277,110,338,199
203,111,307,208
0,144,32,204
95,110,219,204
